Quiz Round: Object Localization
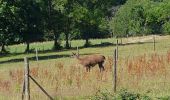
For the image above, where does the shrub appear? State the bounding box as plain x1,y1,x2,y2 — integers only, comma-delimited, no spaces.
90,89,151,100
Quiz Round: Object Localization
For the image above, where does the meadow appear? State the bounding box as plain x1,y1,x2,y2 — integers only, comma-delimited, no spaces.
0,35,170,100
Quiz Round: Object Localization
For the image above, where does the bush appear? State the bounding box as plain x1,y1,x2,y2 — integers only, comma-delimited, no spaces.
90,89,151,100
115,89,151,100
157,96,170,100
90,90,115,100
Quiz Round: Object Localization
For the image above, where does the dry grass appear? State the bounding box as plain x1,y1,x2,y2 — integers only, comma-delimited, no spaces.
0,50,170,99
1,35,170,99
0,56,114,99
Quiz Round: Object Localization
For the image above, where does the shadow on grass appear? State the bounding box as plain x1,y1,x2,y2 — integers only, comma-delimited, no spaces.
0,41,155,64
0,52,98,64
86,41,155,47
0,54,70,64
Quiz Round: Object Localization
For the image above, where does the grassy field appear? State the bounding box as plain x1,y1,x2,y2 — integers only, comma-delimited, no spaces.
0,35,170,100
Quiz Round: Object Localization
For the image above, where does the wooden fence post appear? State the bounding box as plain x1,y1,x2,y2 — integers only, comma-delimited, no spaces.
77,46,79,55
113,49,117,92
153,36,155,51
24,57,30,100
116,39,118,60
22,57,54,100
22,79,25,100
36,48,38,61
42,42,44,52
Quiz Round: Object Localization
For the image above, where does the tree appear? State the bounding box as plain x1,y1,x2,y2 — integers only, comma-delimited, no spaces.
110,0,144,37
61,0,75,49
0,1,18,53
110,0,170,36
17,0,43,53
41,0,67,50
74,0,115,47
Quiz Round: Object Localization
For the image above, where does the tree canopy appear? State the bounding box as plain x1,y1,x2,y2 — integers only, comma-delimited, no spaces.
110,0,170,37
0,0,169,53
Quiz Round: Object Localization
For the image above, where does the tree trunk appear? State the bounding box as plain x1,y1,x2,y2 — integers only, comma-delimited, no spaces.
25,42,30,53
65,33,70,49
1,43,6,53
65,17,70,49
54,39,60,50
53,35,61,50
86,38,88,45
54,40,60,47
84,38,90,47
69,41,71,47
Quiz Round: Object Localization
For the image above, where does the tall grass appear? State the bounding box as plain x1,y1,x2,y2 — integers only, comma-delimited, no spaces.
1,35,170,99
0,50,170,99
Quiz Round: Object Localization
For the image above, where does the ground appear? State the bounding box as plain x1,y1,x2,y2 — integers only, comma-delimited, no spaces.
0,35,170,100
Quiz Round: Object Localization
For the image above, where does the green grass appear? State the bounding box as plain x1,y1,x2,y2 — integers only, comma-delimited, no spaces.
0,38,115,65
1,35,170,100
0,35,165,66
1,35,170,68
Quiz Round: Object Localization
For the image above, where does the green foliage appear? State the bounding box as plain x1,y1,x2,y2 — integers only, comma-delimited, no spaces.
115,89,151,100
90,89,152,100
5,0,170,53
90,90,115,100
74,0,114,46
0,0,18,52
162,22,170,34
157,96,170,100
40,0,66,50
14,0,44,52
0,0,137,53
110,0,170,37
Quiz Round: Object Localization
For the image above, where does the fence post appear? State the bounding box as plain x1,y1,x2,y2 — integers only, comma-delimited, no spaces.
22,79,25,100
43,45,44,52
153,36,155,51
24,57,30,100
36,48,39,61
77,46,79,55
113,49,117,92
116,39,118,60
